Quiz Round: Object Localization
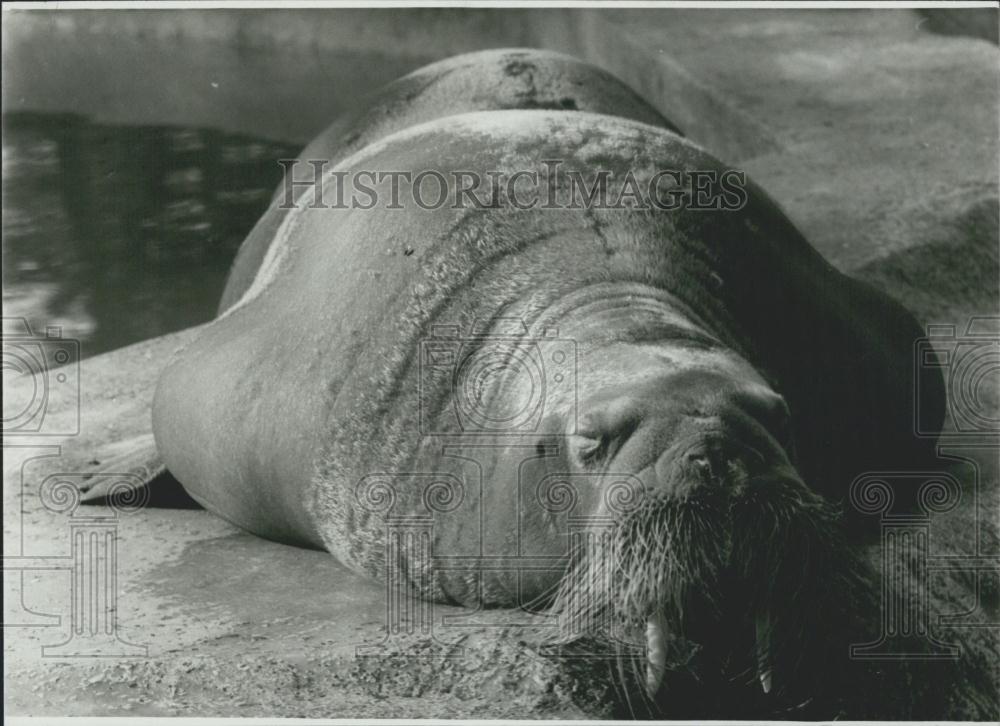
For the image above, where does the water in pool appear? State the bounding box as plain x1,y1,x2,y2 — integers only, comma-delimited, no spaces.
2,111,300,361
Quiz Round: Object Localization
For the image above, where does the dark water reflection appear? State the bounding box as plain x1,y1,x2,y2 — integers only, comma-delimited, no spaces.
2,112,300,359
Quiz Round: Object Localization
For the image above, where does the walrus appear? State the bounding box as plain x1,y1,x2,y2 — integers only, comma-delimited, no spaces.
80,49,959,717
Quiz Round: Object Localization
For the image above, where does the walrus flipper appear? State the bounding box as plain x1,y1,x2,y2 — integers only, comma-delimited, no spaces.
78,434,197,508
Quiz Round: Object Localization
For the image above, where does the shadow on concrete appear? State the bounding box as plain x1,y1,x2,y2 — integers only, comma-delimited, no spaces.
917,9,999,45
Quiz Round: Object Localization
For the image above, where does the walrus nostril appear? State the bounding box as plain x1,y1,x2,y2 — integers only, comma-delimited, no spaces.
686,452,712,469
684,450,723,485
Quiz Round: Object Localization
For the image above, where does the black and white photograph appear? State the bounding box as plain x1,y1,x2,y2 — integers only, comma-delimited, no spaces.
2,0,998,721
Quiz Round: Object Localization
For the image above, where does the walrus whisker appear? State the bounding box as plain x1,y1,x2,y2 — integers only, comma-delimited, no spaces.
518,580,562,615
617,640,644,718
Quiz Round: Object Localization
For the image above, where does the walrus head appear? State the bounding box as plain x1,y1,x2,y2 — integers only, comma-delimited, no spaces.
409,286,876,715
540,340,872,717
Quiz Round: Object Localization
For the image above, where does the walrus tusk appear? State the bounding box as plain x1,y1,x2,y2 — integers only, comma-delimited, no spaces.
646,613,668,699
756,611,773,694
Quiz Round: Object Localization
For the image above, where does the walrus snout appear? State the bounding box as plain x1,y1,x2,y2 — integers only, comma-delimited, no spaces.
655,435,760,497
